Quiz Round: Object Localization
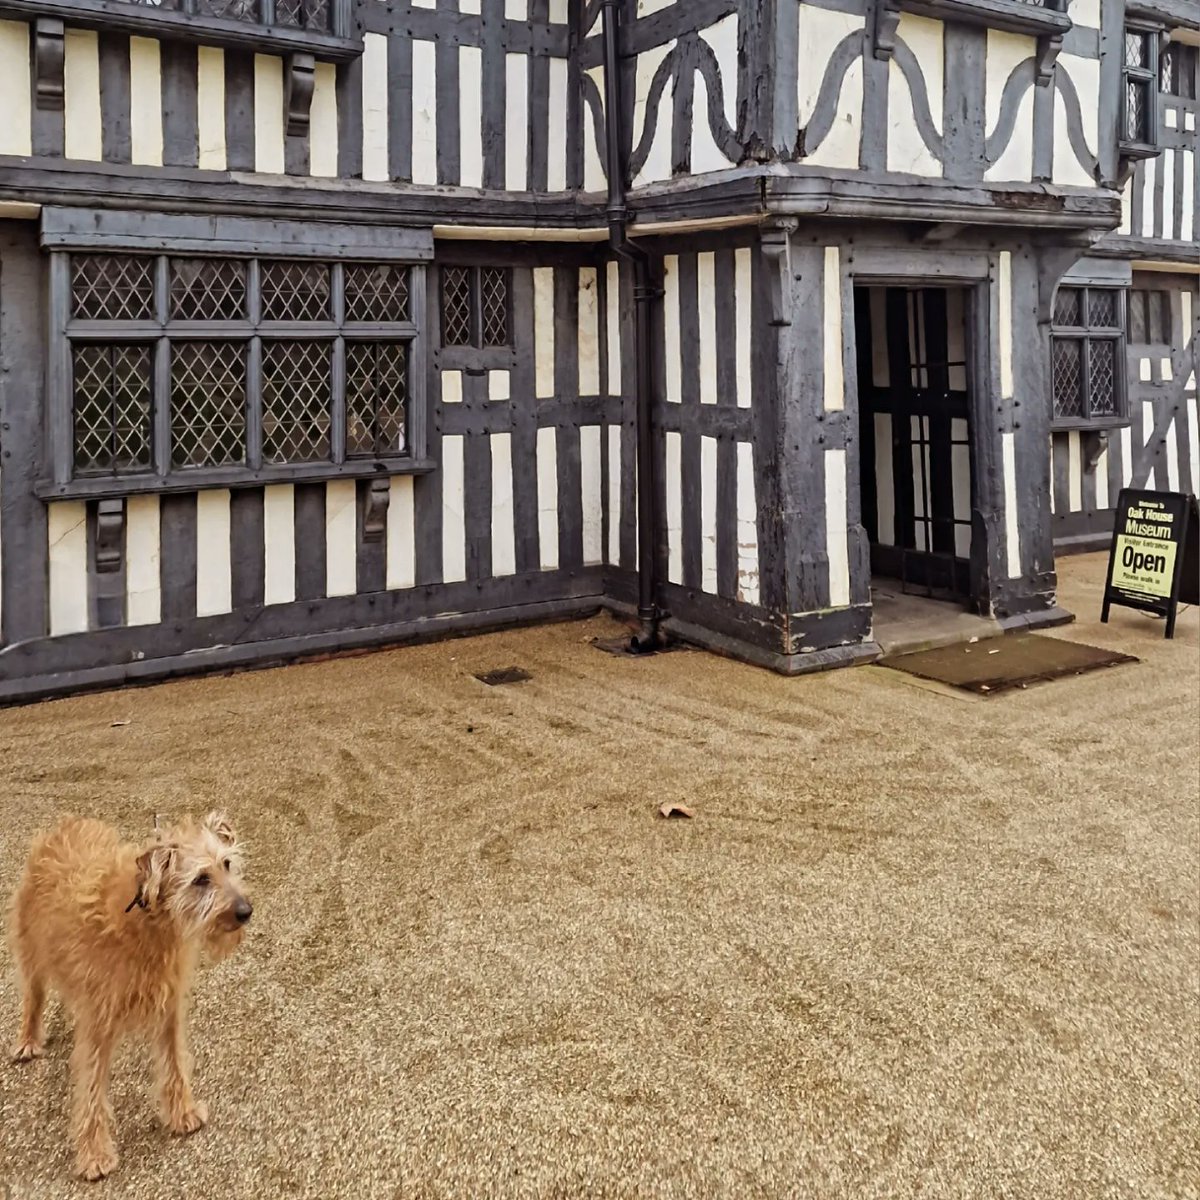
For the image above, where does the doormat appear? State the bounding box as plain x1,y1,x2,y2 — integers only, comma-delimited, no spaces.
878,633,1138,695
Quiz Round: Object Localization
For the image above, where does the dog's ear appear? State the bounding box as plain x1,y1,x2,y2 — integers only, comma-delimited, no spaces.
135,845,176,909
202,810,237,847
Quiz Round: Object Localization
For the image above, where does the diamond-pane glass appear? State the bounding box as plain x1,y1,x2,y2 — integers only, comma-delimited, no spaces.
72,344,153,474
72,255,155,321
1053,287,1081,327
1087,290,1118,328
261,341,332,463
1125,79,1149,142
194,0,258,20
345,265,410,322
442,267,471,346
1052,339,1084,420
1090,341,1117,416
171,342,247,468
170,258,247,321
126,0,183,8
346,343,408,457
275,0,330,29
481,268,509,346
261,261,330,322
1129,290,1147,343
1125,31,1148,68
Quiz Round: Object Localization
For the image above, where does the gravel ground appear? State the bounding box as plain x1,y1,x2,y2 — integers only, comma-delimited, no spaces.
0,552,1197,1200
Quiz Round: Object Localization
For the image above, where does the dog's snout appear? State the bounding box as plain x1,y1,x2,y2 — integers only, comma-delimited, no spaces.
234,899,253,925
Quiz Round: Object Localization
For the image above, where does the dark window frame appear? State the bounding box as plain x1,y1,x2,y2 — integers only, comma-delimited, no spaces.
46,250,430,499
1160,40,1198,100
1049,285,1129,431
0,0,361,61
439,265,513,352
1120,22,1163,155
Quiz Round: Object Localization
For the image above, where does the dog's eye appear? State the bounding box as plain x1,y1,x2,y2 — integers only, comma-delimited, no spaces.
193,874,210,888
222,858,230,872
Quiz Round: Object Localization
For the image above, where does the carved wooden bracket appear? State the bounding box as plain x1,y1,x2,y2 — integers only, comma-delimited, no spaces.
285,52,317,138
362,477,390,542
760,219,798,327
1082,429,1109,473
1035,238,1101,325
872,0,902,61
95,498,125,574
34,18,65,112
1034,33,1063,86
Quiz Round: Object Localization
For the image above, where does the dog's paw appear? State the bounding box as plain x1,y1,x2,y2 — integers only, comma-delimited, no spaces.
76,1146,119,1182
167,1101,208,1136
11,1039,45,1063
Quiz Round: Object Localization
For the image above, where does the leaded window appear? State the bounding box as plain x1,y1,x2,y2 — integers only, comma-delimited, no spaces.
60,252,422,487
1128,289,1171,346
1122,26,1160,150
1160,42,1198,100
1050,286,1126,427
440,266,511,349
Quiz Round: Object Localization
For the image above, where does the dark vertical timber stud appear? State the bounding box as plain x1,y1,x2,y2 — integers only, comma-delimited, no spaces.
98,33,133,165
224,50,256,172
601,0,663,648
161,43,199,169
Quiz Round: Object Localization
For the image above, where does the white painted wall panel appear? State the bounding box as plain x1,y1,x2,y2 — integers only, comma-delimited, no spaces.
666,431,682,584
197,47,226,171
1052,54,1097,189
548,57,568,190
887,13,942,178
797,8,863,170
459,45,484,188
0,21,31,157
584,66,607,191
632,41,674,187
263,484,296,606
505,53,529,191
578,267,601,395
442,436,467,583
736,442,759,606
984,32,1036,183
607,424,621,566
412,39,438,185
48,501,88,637
735,248,752,408
664,255,682,403
387,476,416,590
491,433,517,577
536,426,559,570
581,425,603,566
362,34,390,183
125,495,161,627
698,252,717,404
325,479,357,598
64,31,102,162
1002,431,1021,577
254,55,285,174
310,62,339,178
534,268,555,399
701,435,718,593
129,38,164,167
823,246,845,410
825,449,850,608
195,489,232,617
606,261,622,394
998,252,1014,399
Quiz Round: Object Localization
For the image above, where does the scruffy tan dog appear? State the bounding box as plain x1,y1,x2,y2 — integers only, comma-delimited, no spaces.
8,811,252,1181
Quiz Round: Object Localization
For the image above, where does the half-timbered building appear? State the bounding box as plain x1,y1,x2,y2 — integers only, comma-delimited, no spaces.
0,0,1196,701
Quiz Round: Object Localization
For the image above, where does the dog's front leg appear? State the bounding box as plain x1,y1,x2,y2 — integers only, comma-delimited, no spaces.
156,1003,208,1136
70,1021,119,1182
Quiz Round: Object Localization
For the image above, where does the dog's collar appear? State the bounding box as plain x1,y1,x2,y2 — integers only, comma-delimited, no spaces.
124,888,146,914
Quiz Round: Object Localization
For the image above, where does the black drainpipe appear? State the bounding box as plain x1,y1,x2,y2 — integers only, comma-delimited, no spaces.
600,0,662,652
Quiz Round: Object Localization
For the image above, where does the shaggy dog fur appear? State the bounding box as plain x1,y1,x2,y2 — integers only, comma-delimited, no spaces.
8,811,252,1182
